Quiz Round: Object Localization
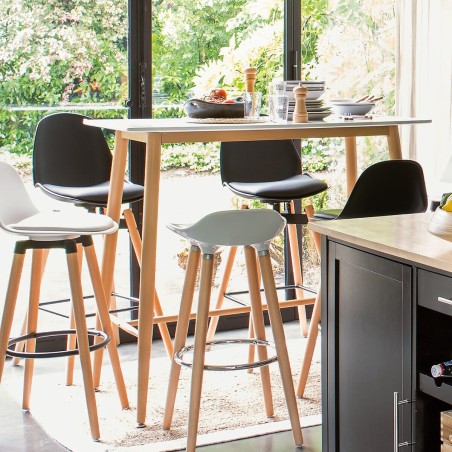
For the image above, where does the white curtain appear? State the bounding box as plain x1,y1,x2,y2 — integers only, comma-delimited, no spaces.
396,0,452,198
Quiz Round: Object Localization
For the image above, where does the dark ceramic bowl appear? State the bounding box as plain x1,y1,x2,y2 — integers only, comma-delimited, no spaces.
184,98,244,119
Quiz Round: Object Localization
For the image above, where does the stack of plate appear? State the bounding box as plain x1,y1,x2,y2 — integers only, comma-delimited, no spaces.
285,81,332,121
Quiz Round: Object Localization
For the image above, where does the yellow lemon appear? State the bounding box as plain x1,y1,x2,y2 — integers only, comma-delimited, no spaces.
443,194,452,212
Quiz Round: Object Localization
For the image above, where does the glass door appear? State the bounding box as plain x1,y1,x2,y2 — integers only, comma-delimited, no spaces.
0,1,132,338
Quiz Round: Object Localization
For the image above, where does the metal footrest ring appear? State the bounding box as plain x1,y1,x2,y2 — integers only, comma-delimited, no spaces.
174,338,277,371
6,329,110,359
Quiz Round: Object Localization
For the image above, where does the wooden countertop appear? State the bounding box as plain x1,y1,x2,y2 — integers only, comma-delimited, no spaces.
309,212,452,273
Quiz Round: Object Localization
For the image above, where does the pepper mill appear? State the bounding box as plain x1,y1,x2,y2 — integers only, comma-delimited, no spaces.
292,84,309,123
244,66,257,92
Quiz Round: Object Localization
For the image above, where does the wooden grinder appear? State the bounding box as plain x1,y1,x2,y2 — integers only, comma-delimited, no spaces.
244,66,257,92
292,84,309,123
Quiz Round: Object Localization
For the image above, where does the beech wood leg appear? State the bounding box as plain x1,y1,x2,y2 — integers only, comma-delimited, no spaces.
387,125,402,160
97,131,128,393
247,318,255,374
66,249,100,441
244,246,274,417
186,254,214,452
259,251,303,447
136,133,162,426
66,244,83,386
205,245,238,343
109,282,121,346
163,246,200,430
84,242,129,408
101,207,120,347
0,253,25,382
12,249,49,366
206,203,248,344
246,249,262,373
123,208,174,359
288,202,308,337
296,287,321,398
345,136,358,196
23,249,45,410
304,205,321,254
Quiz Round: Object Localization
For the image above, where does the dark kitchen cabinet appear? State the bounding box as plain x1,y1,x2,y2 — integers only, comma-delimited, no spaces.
322,241,413,451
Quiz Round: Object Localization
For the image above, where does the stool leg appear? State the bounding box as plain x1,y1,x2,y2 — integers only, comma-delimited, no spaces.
12,249,49,366
66,246,100,441
163,246,200,430
84,241,129,409
205,245,237,343
288,202,308,337
186,253,215,452
246,250,264,373
0,252,26,382
66,244,83,386
244,246,274,417
247,320,255,373
205,203,248,344
296,286,321,398
23,249,46,410
123,208,174,359
258,249,303,447
101,207,121,347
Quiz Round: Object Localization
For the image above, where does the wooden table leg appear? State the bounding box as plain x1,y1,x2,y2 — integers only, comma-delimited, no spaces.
93,132,128,385
344,136,358,196
137,133,162,426
387,125,403,160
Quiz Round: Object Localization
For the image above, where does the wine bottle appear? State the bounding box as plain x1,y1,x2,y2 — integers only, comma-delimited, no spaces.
431,360,452,378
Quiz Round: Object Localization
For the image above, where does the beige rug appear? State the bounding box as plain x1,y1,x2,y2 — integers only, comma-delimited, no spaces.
3,338,321,451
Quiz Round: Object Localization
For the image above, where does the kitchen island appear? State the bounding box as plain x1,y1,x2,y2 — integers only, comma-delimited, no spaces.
311,212,452,451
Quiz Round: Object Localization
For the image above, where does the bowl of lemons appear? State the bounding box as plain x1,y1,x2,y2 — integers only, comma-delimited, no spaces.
428,192,452,240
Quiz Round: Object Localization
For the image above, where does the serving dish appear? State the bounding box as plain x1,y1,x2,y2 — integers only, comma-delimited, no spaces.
330,102,374,116
184,98,244,119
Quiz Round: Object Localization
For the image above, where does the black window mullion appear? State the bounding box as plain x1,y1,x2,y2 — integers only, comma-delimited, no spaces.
284,0,302,81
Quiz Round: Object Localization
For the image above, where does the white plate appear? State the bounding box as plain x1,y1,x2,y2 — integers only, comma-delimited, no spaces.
308,111,332,120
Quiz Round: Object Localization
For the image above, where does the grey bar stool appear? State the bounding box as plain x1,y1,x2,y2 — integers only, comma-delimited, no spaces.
163,209,303,452
0,162,129,441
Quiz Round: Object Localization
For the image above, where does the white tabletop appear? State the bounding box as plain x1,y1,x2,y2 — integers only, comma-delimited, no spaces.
84,116,431,133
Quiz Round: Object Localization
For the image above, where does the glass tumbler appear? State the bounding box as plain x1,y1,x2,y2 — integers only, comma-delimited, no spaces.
268,94,289,123
244,92,262,119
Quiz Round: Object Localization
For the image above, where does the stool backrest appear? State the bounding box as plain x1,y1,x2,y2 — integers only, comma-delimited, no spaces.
338,160,428,219
220,140,302,184
0,162,39,230
33,112,112,188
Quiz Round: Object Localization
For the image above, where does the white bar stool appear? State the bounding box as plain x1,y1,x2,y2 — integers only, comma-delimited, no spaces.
0,162,129,441
162,209,303,451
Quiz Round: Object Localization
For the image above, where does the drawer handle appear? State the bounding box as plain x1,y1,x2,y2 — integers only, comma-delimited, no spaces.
438,296,452,306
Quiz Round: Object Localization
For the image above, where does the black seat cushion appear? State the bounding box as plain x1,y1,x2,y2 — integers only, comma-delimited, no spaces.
225,172,328,204
36,180,144,207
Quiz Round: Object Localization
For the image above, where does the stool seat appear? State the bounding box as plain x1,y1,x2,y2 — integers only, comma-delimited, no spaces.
168,209,285,252
164,208,303,451
37,180,144,207
216,140,328,340
226,172,327,203
0,162,129,441
8,211,117,240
